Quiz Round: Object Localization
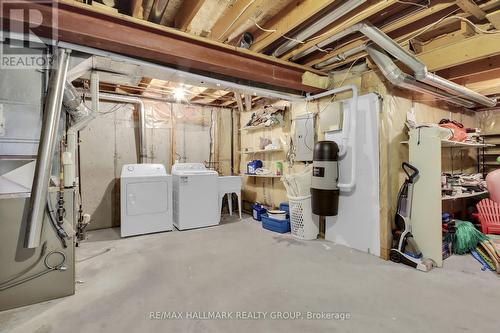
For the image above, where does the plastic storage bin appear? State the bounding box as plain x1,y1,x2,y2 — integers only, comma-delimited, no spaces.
252,203,267,221
279,202,289,213
261,213,291,233
288,195,318,240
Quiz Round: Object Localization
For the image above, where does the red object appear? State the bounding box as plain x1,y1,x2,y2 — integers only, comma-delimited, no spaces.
439,123,467,142
476,198,500,234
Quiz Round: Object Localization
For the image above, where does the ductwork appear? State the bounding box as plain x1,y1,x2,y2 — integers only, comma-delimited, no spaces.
26,49,71,248
62,75,147,191
366,46,476,108
272,0,367,57
98,93,147,163
292,22,497,108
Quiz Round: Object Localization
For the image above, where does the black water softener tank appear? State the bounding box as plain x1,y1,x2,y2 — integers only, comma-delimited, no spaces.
311,141,340,216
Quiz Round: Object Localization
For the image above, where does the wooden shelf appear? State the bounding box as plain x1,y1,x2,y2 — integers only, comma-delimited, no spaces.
244,173,281,178
442,191,488,201
240,123,281,131
241,149,283,154
441,140,493,148
401,139,493,149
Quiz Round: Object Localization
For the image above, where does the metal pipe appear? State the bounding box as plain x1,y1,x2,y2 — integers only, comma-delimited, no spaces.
294,22,496,107
313,44,366,69
423,73,497,108
305,84,359,191
291,22,426,77
273,0,367,57
98,93,147,163
26,48,71,248
366,46,476,108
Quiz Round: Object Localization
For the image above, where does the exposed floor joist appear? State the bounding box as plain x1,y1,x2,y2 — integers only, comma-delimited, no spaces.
2,1,325,94
249,0,338,52
417,33,500,72
303,1,457,68
280,0,398,60
455,0,487,20
210,0,267,42
174,0,206,31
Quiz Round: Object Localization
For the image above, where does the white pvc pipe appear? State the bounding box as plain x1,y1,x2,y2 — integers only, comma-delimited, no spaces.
305,84,358,191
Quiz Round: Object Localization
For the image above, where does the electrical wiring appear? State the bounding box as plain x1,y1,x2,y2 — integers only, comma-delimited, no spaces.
217,0,256,41
395,0,430,9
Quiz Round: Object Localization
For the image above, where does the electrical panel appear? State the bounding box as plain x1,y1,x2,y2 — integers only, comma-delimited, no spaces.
294,114,315,161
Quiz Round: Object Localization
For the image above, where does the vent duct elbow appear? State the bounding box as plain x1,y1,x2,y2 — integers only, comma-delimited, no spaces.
295,21,496,108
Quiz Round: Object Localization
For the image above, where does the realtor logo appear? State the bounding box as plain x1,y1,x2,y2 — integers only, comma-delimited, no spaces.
0,0,58,69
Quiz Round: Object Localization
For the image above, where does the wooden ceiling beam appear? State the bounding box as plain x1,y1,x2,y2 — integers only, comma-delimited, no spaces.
249,0,338,53
435,54,500,80
417,33,500,72
130,0,144,19
455,0,486,20
304,2,456,67
3,1,325,94
486,9,500,29
174,0,206,31
210,0,267,42
280,0,397,60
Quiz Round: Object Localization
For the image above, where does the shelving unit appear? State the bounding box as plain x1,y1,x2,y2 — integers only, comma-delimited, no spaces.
241,148,283,154
480,133,500,176
244,174,281,178
407,127,489,267
442,191,488,201
240,123,282,131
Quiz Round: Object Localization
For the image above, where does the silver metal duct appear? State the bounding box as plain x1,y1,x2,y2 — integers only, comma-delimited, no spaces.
25,48,71,248
423,73,496,108
98,93,147,163
314,44,366,69
296,22,496,108
273,0,366,57
63,81,82,110
366,46,476,108
292,22,425,76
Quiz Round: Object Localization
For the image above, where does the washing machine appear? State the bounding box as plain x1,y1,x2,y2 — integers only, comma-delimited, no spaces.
172,163,220,230
120,164,172,237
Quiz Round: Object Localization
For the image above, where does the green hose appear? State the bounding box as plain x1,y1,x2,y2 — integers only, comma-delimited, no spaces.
452,220,489,255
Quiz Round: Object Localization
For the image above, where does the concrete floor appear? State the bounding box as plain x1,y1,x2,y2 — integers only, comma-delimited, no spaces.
1,215,499,333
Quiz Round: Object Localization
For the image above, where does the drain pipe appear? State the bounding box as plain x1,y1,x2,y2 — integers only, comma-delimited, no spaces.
26,49,71,249
294,22,496,108
305,84,358,191
98,93,147,163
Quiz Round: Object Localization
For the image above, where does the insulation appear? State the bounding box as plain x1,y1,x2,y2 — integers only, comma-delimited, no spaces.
80,101,232,230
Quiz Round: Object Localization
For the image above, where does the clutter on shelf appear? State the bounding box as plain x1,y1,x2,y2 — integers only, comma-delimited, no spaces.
244,105,285,129
406,114,485,144
441,173,487,199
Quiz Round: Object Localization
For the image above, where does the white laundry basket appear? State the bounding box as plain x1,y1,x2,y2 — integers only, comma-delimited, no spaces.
288,195,318,240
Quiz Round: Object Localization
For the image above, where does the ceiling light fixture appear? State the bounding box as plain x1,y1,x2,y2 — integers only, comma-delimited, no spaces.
173,87,185,101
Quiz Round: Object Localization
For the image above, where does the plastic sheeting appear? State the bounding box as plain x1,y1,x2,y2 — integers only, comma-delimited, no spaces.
477,109,500,135
80,100,232,230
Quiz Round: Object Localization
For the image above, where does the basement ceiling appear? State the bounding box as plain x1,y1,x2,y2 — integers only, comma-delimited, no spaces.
76,0,500,100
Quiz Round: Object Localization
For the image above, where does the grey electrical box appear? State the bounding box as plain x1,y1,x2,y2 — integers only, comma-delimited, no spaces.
294,114,315,161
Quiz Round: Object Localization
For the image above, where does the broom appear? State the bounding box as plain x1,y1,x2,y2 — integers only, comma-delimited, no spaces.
450,220,489,255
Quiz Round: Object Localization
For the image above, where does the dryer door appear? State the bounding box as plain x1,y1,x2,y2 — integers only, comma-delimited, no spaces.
126,180,168,216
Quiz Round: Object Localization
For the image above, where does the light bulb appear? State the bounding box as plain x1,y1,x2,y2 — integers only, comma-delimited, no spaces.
173,87,185,101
